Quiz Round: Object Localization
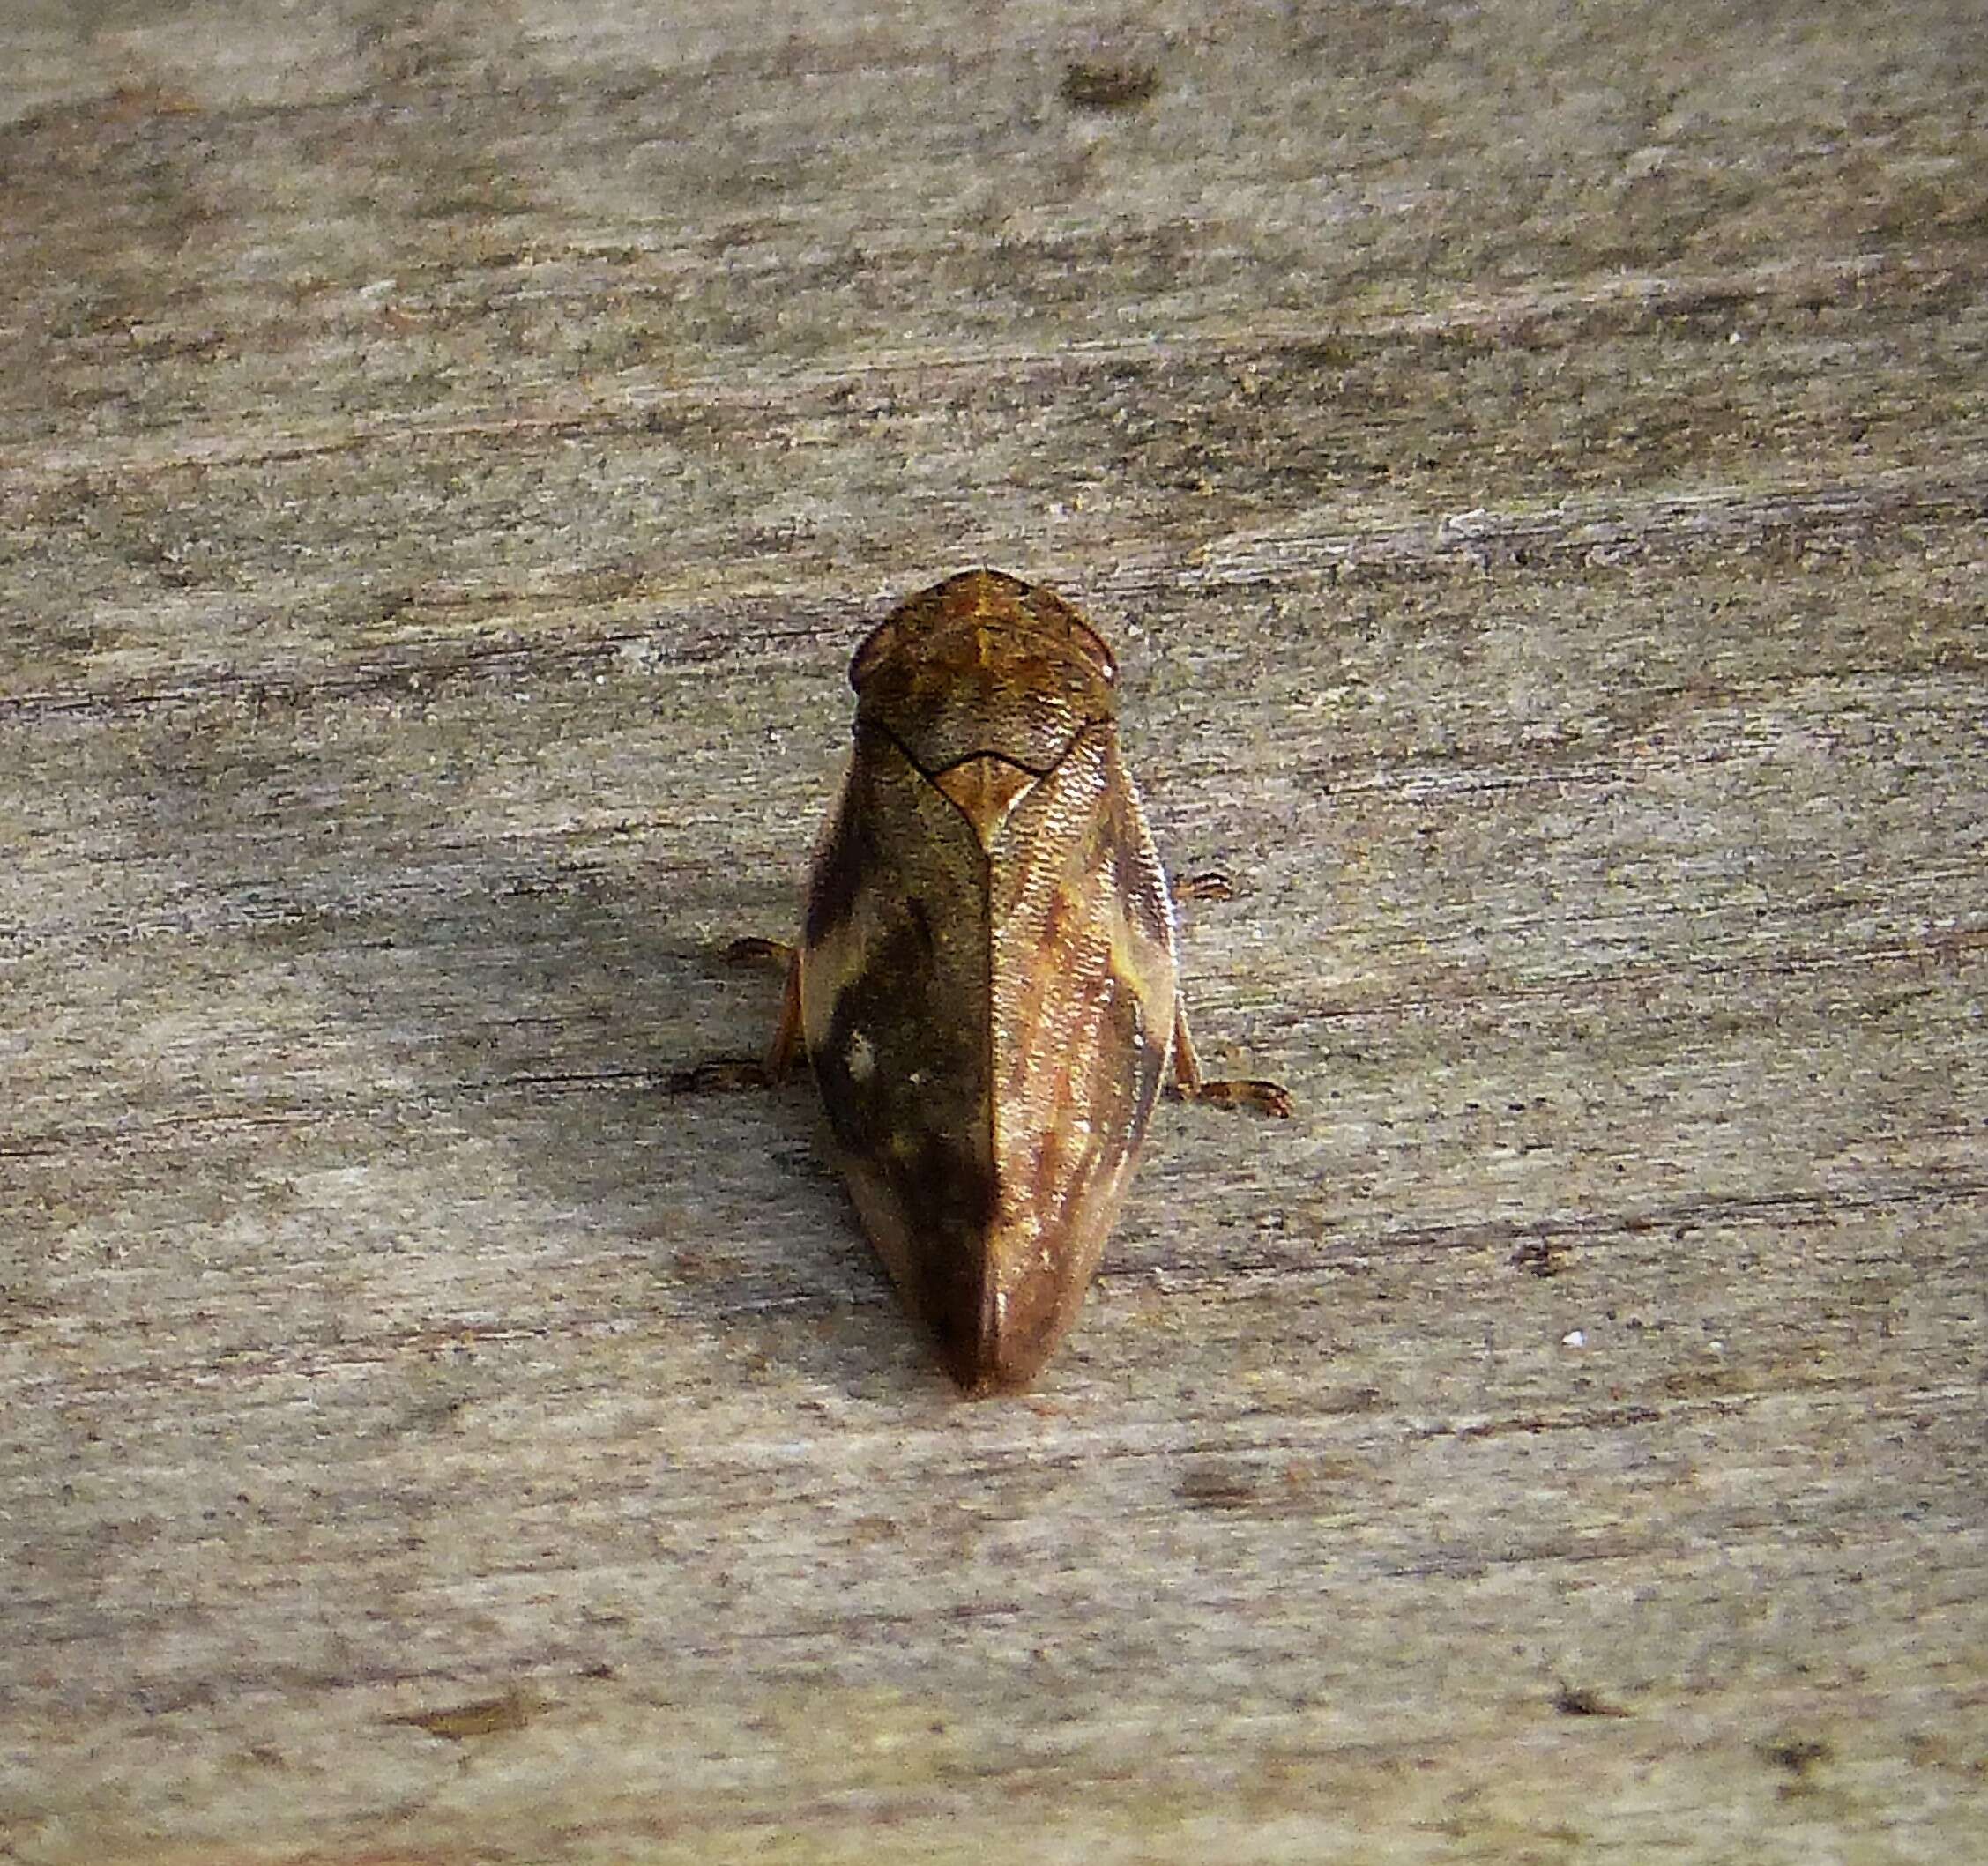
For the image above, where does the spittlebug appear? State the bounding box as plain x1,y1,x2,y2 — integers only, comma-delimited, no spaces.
758,569,1289,1394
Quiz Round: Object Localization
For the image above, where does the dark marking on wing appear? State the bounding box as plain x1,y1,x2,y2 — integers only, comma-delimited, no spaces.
803,770,871,950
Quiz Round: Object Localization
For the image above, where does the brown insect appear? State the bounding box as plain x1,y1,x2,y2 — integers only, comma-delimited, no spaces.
753,569,1288,1394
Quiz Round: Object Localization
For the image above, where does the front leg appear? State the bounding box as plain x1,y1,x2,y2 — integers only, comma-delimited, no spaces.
667,938,803,1092
762,942,803,1082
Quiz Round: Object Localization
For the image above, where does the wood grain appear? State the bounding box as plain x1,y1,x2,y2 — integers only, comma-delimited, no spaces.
3,3,1984,1861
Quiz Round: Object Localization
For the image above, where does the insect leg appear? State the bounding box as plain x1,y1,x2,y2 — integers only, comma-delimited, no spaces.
1171,870,1235,903
1167,995,1292,1118
724,936,794,969
666,938,801,1093
764,945,802,1082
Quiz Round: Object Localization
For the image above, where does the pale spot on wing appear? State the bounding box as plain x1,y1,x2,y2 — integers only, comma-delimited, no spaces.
799,888,881,1056
846,1030,875,1082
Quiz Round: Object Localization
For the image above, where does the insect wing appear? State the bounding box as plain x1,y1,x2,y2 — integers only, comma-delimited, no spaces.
798,722,1001,1377
981,722,1179,1385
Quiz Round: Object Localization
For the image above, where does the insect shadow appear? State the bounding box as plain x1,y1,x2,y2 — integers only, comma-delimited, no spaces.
112,702,904,1394
346,866,905,1389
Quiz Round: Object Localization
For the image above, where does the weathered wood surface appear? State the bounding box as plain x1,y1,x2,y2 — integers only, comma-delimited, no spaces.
3,3,1984,1861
